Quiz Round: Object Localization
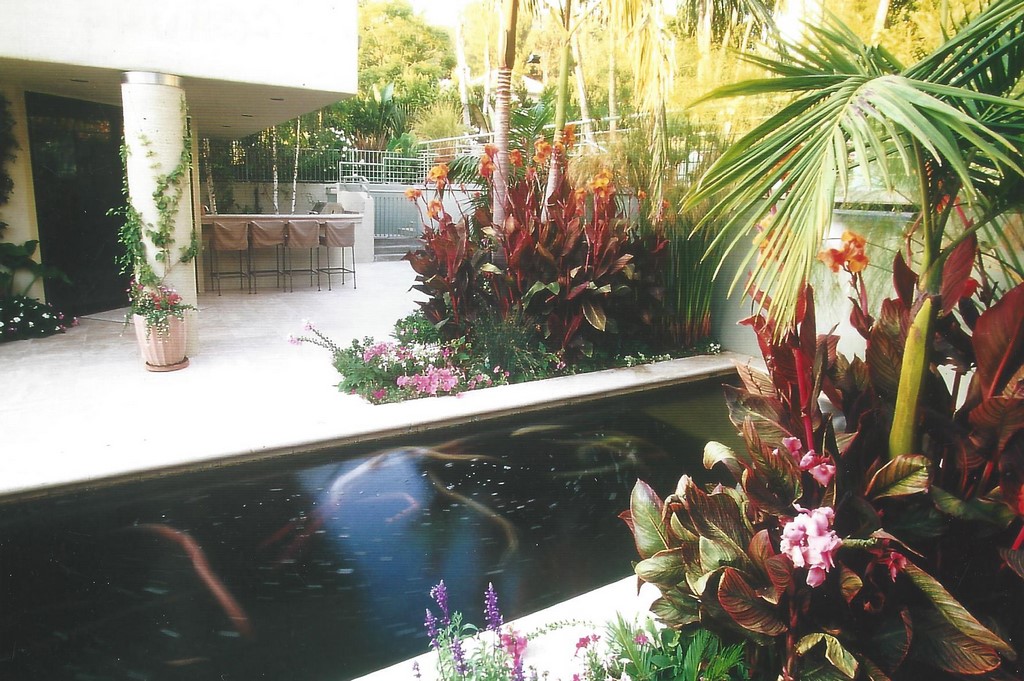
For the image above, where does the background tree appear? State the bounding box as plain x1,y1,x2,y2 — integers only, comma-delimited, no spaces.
357,0,456,100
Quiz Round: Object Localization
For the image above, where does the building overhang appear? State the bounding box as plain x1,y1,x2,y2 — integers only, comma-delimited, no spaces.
0,57,353,139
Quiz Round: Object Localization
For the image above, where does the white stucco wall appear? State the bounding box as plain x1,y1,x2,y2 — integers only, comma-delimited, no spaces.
0,84,44,300
0,1,357,94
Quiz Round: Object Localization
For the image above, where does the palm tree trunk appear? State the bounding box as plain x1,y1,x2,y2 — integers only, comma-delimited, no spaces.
455,18,474,129
608,33,618,137
571,33,594,146
492,0,520,232
871,0,891,45
544,0,573,212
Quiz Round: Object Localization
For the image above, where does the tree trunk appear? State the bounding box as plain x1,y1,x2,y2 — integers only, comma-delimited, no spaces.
571,33,594,146
543,0,573,213
290,117,301,214
201,137,217,214
484,34,493,125
271,126,279,213
608,33,618,137
455,18,474,129
697,0,714,85
871,0,891,45
492,0,520,234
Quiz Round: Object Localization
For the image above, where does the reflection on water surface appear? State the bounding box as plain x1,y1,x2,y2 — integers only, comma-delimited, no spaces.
0,380,738,680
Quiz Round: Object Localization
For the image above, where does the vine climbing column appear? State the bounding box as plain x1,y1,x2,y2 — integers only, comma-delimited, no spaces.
120,71,198,352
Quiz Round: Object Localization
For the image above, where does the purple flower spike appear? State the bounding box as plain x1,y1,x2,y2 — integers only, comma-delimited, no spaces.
424,609,440,650
430,580,450,624
484,582,503,631
450,635,468,676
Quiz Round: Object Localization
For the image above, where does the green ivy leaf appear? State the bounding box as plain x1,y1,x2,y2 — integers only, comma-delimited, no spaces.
865,455,931,499
903,561,1014,658
717,567,787,636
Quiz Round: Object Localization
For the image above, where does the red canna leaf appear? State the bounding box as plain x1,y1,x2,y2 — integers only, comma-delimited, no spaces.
973,282,1024,399
892,252,917,305
940,235,978,315
718,567,787,636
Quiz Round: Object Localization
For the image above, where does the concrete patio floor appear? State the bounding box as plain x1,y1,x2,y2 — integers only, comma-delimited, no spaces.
0,261,425,498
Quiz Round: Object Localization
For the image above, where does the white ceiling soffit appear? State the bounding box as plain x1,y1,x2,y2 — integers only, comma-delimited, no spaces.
0,58,352,139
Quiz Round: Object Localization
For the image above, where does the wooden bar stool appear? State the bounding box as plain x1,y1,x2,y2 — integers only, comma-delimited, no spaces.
248,220,288,292
318,220,357,290
209,221,249,295
284,219,322,291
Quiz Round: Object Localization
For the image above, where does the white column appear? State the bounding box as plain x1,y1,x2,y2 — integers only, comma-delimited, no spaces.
121,71,199,353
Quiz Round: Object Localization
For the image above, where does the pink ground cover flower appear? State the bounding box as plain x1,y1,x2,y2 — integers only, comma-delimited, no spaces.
396,365,461,395
780,505,842,587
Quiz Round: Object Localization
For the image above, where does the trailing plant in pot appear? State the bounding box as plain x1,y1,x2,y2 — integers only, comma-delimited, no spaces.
113,106,197,371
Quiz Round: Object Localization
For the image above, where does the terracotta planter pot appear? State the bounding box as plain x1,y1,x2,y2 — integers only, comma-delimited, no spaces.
133,314,189,372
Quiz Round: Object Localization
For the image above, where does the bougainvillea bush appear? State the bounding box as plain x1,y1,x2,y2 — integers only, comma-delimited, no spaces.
404,131,667,362
289,320,512,405
622,236,1024,679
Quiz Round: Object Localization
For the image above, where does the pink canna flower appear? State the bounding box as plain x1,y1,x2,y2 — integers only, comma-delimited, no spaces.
780,505,842,588
779,437,836,487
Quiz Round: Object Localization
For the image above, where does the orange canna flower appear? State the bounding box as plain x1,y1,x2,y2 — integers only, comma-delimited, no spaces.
637,189,647,201
509,149,523,167
553,141,565,156
589,169,614,200
533,139,552,165
562,124,576,149
404,187,422,201
484,143,498,159
818,230,869,274
479,153,495,179
427,163,449,186
427,199,444,220
817,248,844,273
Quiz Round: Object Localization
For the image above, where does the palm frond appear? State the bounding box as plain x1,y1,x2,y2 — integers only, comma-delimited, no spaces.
685,4,1024,328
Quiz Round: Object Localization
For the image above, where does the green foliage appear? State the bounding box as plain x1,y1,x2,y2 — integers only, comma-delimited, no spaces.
113,105,196,296
392,309,444,345
407,139,667,363
688,0,1024,330
357,0,456,96
0,94,73,341
602,615,747,681
464,309,561,383
0,93,15,210
411,99,471,144
0,295,73,342
624,259,1024,679
127,280,194,338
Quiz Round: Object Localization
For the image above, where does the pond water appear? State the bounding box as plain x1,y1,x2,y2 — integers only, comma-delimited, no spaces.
0,379,740,681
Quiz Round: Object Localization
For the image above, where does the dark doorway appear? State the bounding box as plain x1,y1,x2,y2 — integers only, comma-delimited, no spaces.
25,92,127,317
